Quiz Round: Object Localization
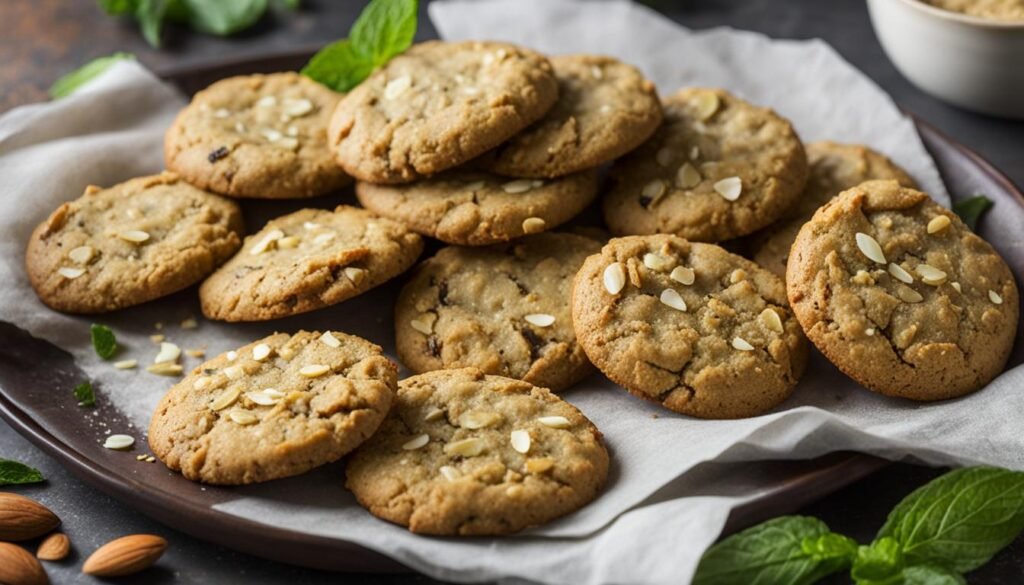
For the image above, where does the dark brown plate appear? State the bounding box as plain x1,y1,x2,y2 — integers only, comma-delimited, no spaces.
0,50,1021,573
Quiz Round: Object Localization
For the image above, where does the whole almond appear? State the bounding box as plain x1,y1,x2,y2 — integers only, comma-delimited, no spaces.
0,542,49,585
0,493,60,541
82,534,167,577
36,532,70,561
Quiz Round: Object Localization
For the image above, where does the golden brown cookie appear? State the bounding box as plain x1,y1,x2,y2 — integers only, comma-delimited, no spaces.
25,172,243,314
602,88,808,242
328,41,559,184
345,368,609,535
149,331,396,485
787,180,1018,401
164,72,351,199
395,233,600,391
199,205,422,322
572,234,808,419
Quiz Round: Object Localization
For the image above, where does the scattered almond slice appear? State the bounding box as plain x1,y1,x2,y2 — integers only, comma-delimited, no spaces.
603,262,626,294
402,434,430,450
282,97,313,117
424,407,446,422
759,308,784,333
118,230,151,244
210,387,240,411
670,266,695,285
113,359,137,370
299,364,330,378
252,343,272,361
68,245,95,264
103,434,134,450
660,288,687,312
58,266,85,279
713,177,742,201
510,430,531,454
888,263,914,284
537,415,571,429
320,331,341,348
153,342,180,364
731,337,755,351
927,215,951,234
524,313,555,327
146,363,182,376
855,232,887,264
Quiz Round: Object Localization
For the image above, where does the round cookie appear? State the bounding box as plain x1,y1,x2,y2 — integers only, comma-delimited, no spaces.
572,234,808,419
753,142,917,278
199,205,423,322
787,180,1018,401
479,54,663,178
26,172,243,314
149,330,396,485
355,169,599,246
164,72,351,199
396,233,600,391
328,41,559,184
345,368,609,535
602,88,808,242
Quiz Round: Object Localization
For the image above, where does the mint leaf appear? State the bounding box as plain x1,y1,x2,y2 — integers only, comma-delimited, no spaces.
90,324,118,359
877,467,1024,573
953,195,993,231
49,53,135,99
901,565,966,584
852,537,904,583
693,516,855,585
136,0,170,47
350,0,418,65
182,0,268,36
98,0,138,14
0,459,45,486
73,382,96,407
301,40,377,93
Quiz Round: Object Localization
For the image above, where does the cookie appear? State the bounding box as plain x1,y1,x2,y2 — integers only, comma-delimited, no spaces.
355,169,598,246
572,234,808,419
923,0,1024,20
164,72,351,199
328,41,559,184
787,180,1018,401
395,233,600,391
602,88,808,242
345,368,609,535
149,331,396,484
199,205,422,322
479,54,662,178
753,142,916,277
26,172,243,314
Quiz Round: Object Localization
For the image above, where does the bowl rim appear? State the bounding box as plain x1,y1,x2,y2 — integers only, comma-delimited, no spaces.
887,0,1024,30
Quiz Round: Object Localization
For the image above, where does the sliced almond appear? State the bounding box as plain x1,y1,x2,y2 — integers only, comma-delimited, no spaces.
731,337,755,351
439,465,461,481
113,359,137,370
670,265,695,285
990,289,1004,305
660,288,687,312
313,232,336,245
256,95,277,108
525,458,555,474
459,410,501,429
510,430,531,454
522,217,546,234
676,163,701,188
103,434,135,450
245,390,279,406
210,387,240,411
180,316,198,329
384,75,412,100
915,264,947,286
524,313,555,327
888,263,914,284
58,266,85,279
759,308,784,334
402,434,430,450
320,331,341,348
643,253,673,272
641,179,667,204
693,90,720,120
229,410,259,425
896,284,924,303
410,313,436,335
223,365,245,380
344,267,367,285
537,415,571,429
713,177,742,201
927,215,951,234
251,343,272,361
82,534,167,577
153,342,180,364
250,229,284,255
603,262,626,294
855,232,886,264
68,245,95,264
276,137,299,151
146,363,182,376
282,97,313,117
117,230,150,244
951,282,962,293
424,407,446,422
299,364,330,378
502,179,534,194
444,438,485,457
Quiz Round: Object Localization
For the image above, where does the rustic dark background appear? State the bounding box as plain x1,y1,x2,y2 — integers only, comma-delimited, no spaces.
2,0,1023,583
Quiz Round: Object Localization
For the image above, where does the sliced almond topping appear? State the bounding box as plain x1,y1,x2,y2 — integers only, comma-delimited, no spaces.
951,282,962,293
344,267,367,285
210,387,240,411
235,121,247,133
990,289,1004,304
260,127,283,142
713,177,742,201
591,65,603,79
103,434,134,450
660,288,687,312
58,266,85,279
245,390,279,406
303,221,320,230
226,350,238,361
147,362,182,376
690,145,700,160
256,95,277,108
320,331,341,348
896,285,924,303
230,411,259,425
731,337,755,351
522,217,546,234
250,229,284,255
603,262,626,294
670,265,695,285
113,359,137,370
524,313,555,327
759,308,784,333
458,410,501,429
384,75,412,100
643,253,673,272
214,108,231,118
277,235,301,249
526,457,555,474
299,364,330,378
286,125,299,137
510,430,531,454
641,179,667,204
693,90,720,120
410,313,436,335
252,343,272,361
153,342,181,364
502,179,534,194
855,232,887,264
180,317,198,329
193,376,211,391
888,263,914,284
656,147,674,167
282,97,314,117
865,327,876,336
445,437,485,457
537,415,571,429
277,137,300,151
402,434,430,450
927,215,951,234
69,245,95,264
676,163,702,189
118,230,151,244
149,334,165,344
730,269,747,284
916,264,947,286
313,232,336,245
439,465,461,481
424,407,446,422
224,365,245,380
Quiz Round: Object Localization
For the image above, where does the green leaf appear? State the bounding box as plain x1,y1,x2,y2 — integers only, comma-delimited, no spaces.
98,0,138,15
877,467,1024,573
852,537,905,584
272,0,300,9
952,195,993,231
182,0,268,36
136,0,170,47
349,0,418,65
73,382,96,407
693,516,855,585
900,565,966,585
0,459,45,486
90,324,118,359
49,53,136,99
301,39,377,93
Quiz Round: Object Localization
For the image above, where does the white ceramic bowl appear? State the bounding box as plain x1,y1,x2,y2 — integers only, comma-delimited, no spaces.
867,0,1024,119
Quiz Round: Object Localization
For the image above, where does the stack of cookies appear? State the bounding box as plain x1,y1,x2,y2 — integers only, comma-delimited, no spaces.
24,38,1018,537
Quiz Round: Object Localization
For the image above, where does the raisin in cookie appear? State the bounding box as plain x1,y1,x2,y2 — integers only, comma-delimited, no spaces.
572,235,808,419
199,205,422,321
395,233,600,391
355,169,598,246
787,180,1018,401
26,172,243,314
753,142,916,278
328,41,559,184
345,368,609,535
165,72,350,199
602,88,808,242
479,54,662,178
149,331,396,484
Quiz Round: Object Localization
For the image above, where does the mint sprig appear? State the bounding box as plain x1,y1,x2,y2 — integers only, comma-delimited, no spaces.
91,324,118,359
49,53,136,99
301,0,418,92
953,195,993,231
74,381,97,408
96,0,283,48
0,459,45,486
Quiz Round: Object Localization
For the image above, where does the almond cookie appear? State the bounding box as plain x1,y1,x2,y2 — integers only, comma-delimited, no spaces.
572,235,808,419
355,169,598,246
787,180,1018,401
165,72,350,199
752,142,916,278
602,88,808,242
345,368,609,535
328,41,559,184
149,331,396,484
26,172,243,314
199,205,423,322
395,233,600,391
479,54,662,178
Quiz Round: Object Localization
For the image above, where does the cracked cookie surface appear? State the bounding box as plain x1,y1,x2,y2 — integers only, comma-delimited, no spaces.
165,72,351,199
345,368,609,535
26,172,243,314
328,41,559,184
149,331,396,484
355,169,598,246
573,234,808,419
478,54,662,178
199,205,422,322
395,233,600,391
602,88,808,242
787,180,1018,400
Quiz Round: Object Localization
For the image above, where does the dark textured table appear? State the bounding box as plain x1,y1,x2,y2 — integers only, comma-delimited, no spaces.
2,1,1023,583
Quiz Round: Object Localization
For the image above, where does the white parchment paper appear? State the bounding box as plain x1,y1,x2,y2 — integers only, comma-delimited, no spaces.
1,2,1020,584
